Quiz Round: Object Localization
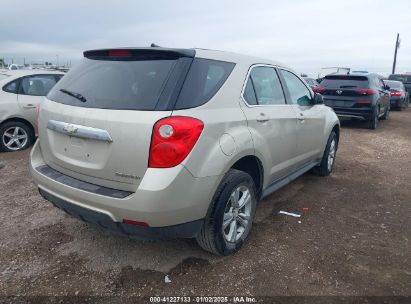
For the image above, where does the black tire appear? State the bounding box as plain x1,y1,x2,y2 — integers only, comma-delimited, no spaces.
313,131,338,177
381,104,390,120
196,169,257,256
401,98,408,109
367,107,379,129
0,121,34,152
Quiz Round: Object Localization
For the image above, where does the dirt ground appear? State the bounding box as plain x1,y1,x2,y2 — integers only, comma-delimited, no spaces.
0,108,410,300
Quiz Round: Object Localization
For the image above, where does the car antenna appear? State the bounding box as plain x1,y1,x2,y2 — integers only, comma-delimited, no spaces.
150,43,160,47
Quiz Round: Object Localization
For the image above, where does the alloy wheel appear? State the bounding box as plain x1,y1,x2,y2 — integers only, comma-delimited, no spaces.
222,185,252,243
327,139,336,171
2,126,28,151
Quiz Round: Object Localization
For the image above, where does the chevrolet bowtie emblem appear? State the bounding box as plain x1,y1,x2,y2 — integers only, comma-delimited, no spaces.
63,124,78,134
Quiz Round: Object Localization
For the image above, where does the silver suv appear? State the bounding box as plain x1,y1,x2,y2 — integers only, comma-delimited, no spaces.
30,48,340,255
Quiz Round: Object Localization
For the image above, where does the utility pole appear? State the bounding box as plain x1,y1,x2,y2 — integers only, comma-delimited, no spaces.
392,33,401,74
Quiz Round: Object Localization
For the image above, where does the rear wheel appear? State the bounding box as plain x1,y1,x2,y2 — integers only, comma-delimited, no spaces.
398,101,403,111
402,98,408,109
196,169,257,256
0,121,34,152
368,107,379,129
313,131,338,177
381,104,390,120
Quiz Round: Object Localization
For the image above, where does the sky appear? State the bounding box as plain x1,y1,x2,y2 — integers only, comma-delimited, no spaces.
0,0,410,77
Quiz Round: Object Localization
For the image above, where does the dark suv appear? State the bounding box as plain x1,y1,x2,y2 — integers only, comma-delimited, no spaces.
315,74,390,129
388,74,411,102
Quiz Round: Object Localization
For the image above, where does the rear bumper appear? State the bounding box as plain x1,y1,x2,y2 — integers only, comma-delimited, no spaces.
39,188,203,239
30,140,222,237
332,107,373,120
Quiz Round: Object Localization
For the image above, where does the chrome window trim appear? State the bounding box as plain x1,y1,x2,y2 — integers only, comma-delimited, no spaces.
47,120,113,142
240,64,291,108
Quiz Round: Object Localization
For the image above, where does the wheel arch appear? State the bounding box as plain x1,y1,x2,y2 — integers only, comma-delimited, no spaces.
0,117,35,136
332,123,340,145
230,155,264,201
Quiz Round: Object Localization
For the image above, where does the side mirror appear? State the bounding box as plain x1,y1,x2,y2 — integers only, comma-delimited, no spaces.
385,85,390,90
313,92,324,104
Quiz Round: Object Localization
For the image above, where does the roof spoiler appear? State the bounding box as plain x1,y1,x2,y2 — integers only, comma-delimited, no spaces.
83,47,195,60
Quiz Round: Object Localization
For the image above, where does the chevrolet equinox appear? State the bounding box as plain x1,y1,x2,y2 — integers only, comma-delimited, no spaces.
30,47,340,255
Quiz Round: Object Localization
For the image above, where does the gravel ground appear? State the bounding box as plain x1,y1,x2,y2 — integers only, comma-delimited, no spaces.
0,108,410,300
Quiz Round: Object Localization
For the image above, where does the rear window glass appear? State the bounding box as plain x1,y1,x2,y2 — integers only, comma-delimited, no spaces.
48,57,234,111
320,75,369,89
388,75,411,83
48,58,177,110
384,80,401,88
174,59,235,110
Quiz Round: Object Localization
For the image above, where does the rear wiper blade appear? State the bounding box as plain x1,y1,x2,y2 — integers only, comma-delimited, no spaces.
59,89,87,102
339,85,356,88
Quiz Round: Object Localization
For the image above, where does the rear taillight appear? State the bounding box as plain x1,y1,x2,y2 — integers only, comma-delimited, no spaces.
149,116,204,168
354,89,376,95
35,103,41,135
313,86,326,93
390,91,401,96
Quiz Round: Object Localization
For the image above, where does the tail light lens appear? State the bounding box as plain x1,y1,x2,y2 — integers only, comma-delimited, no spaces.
390,91,401,96
313,86,326,93
149,116,204,168
354,89,376,95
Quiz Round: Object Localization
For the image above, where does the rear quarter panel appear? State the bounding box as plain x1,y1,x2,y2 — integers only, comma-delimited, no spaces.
174,61,255,179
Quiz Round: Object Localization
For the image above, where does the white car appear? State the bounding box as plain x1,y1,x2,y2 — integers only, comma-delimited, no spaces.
0,70,64,151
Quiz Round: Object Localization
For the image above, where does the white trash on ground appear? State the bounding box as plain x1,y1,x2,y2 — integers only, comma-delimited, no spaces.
164,275,171,283
279,211,301,218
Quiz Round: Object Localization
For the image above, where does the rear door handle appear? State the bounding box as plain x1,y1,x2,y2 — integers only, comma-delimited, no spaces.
256,113,269,123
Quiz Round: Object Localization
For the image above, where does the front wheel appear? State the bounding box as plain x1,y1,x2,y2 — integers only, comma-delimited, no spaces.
313,131,338,177
196,169,257,256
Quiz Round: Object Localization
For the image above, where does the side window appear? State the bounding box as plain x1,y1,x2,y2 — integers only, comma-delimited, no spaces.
20,75,58,96
280,70,313,106
3,79,19,93
243,66,286,105
243,78,257,105
174,59,235,110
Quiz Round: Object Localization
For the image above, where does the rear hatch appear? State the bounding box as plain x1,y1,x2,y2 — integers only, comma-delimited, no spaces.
38,48,194,192
317,75,373,108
